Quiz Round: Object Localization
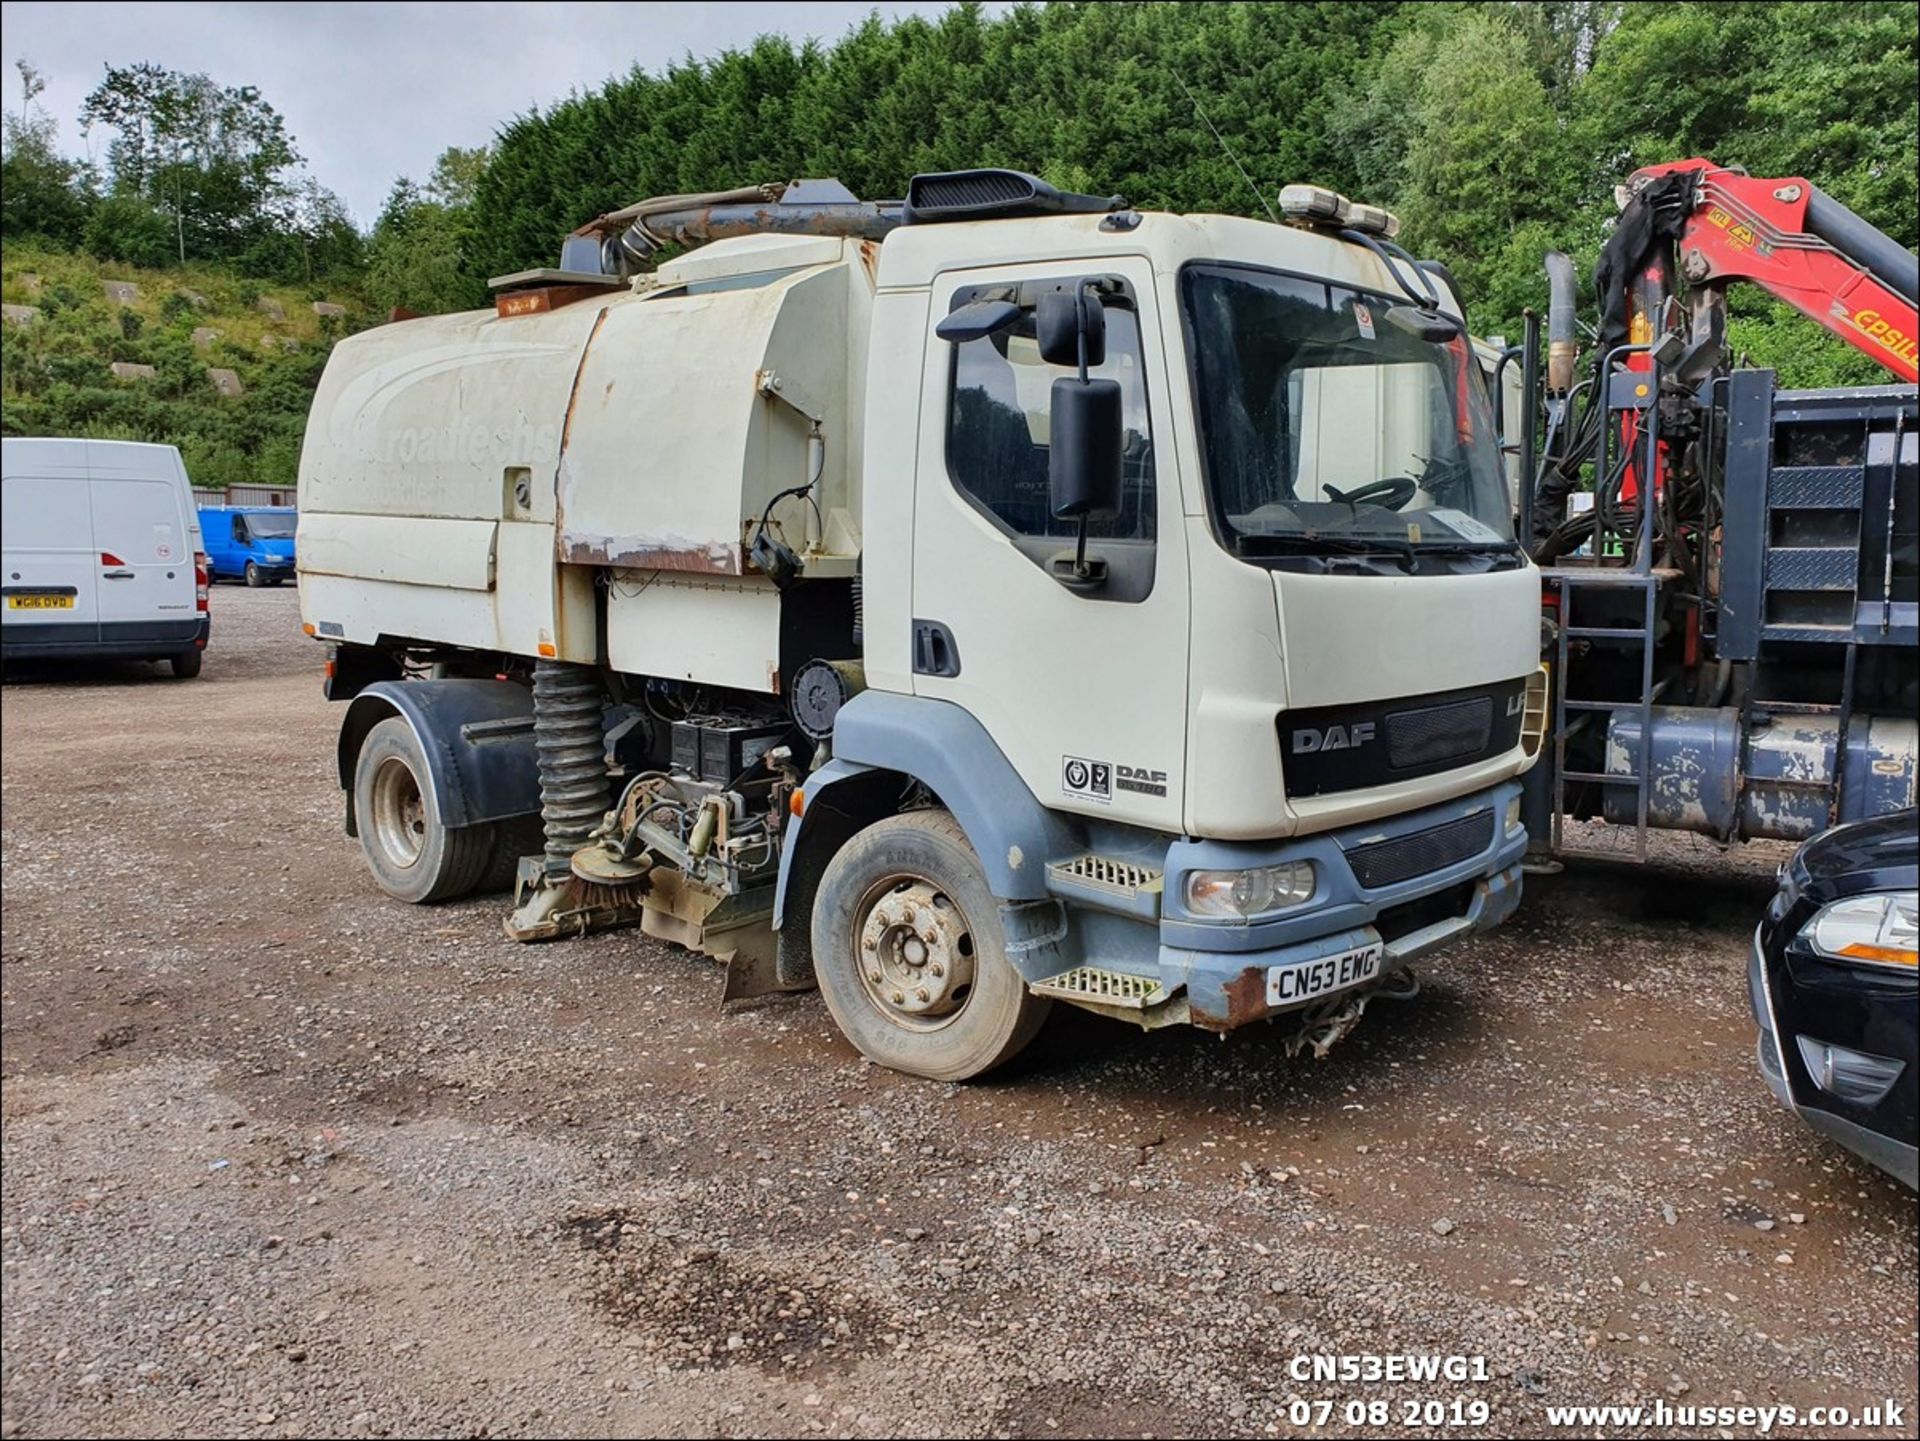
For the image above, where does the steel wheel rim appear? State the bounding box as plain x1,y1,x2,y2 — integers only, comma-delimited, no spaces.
852,876,977,1032
370,755,428,870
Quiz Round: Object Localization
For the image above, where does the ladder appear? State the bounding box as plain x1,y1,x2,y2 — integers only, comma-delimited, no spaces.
1549,567,1663,862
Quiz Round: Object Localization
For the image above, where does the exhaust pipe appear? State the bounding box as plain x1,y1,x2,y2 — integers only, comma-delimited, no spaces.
1544,251,1578,394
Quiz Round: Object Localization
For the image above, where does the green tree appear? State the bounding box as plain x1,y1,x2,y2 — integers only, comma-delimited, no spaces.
2,60,93,243
79,62,302,265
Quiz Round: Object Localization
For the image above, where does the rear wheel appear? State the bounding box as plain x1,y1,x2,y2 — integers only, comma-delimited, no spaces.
810,810,1049,1081
245,561,263,588
353,716,492,903
169,649,203,679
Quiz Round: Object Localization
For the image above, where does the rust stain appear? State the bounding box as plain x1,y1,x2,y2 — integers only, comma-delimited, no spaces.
857,239,879,284
560,536,743,576
1193,966,1271,1032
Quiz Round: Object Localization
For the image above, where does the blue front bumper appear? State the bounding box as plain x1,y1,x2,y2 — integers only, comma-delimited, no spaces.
1159,780,1527,1029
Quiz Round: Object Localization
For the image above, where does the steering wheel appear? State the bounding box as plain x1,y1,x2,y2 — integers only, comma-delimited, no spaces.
1325,476,1418,512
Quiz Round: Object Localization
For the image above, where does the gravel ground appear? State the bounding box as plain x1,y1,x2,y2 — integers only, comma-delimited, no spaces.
2,586,1915,1440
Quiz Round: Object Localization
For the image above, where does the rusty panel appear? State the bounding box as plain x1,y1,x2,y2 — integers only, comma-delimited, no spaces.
559,534,742,575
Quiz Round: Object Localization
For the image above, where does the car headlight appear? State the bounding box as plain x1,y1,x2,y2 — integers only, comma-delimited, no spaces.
1504,794,1524,834
1184,862,1315,918
1803,892,1918,971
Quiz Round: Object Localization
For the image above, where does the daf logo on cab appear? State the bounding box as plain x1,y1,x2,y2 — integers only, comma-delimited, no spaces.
1292,722,1376,754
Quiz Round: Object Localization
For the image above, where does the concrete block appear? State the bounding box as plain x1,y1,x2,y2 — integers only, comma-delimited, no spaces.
110,361,157,381
206,367,244,397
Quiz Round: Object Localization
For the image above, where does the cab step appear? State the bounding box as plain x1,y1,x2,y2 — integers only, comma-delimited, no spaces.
1028,965,1171,1009
1044,854,1163,920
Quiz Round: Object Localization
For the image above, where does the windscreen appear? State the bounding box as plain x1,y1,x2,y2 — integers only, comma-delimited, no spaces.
1181,264,1514,563
246,512,297,538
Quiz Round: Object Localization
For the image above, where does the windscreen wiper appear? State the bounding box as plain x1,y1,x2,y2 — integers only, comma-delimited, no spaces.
1234,532,1418,573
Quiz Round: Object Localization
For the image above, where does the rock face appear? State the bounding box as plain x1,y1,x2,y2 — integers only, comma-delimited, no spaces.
104,280,140,305
257,297,286,321
312,300,346,318
110,361,157,382
192,327,221,350
206,367,244,397
2,303,40,327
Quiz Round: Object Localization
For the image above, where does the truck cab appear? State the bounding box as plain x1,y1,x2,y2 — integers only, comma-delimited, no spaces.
298,171,1545,1078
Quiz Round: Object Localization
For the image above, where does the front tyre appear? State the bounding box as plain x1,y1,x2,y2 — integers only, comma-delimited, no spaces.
352,716,492,903
245,561,263,588
810,810,1049,1081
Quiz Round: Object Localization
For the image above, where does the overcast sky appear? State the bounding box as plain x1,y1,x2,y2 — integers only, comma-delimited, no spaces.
1,1,1009,225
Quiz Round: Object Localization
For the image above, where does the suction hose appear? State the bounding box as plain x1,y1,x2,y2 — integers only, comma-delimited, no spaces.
531,660,610,882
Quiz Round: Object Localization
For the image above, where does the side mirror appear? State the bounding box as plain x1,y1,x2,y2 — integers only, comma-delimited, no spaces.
1036,289,1106,367
936,298,1021,344
1049,376,1124,521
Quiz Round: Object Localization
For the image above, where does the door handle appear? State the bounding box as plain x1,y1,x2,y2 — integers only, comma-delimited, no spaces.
912,619,962,678
102,569,136,580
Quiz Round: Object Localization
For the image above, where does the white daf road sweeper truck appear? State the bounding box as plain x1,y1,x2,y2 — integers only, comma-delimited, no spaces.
298,170,1547,1079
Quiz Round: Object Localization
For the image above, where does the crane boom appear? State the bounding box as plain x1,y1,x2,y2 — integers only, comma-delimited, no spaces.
1630,159,1918,382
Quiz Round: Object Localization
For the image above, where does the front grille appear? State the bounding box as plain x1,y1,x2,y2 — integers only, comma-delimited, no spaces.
1344,809,1494,890
1387,696,1493,770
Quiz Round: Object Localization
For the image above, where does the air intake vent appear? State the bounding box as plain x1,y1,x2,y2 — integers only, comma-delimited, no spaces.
905,168,1125,225
1386,696,1493,770
1343,809,1494,890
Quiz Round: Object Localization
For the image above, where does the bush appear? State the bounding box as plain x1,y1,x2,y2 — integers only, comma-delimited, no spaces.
83,196,177,270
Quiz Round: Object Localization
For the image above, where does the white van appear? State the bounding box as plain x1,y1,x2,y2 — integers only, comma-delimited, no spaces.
1,438,210,677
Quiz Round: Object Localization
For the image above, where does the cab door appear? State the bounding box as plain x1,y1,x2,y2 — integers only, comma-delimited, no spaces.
910,258,1188,831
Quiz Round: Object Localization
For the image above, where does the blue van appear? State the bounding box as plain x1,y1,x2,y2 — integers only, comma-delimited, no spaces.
199,505,297,586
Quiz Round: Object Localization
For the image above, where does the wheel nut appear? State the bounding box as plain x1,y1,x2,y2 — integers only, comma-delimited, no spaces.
930,963,944,978
915,988,929,1003
869,971,883,984
862,935,877,951
891,992,905,1005
922,931,937,945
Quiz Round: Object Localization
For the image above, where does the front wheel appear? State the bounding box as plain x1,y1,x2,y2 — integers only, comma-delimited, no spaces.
352,716,493,903
245,561,263,588
810,810,1049,1081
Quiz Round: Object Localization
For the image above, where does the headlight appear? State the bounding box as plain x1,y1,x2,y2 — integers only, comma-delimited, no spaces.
1504,794,1524,834
1803,892,1918,971
1184,862,1315,919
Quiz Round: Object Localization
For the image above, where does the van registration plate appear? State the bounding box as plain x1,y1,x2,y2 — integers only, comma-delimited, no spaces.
1267,941,1383,1008
7,594,75,610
